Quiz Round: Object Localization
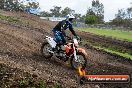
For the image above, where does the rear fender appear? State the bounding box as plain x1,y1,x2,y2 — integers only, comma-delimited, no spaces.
77,48,87,56
46,36,56,48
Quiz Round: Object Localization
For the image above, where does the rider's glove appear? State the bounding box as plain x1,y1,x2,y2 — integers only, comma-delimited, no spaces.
65,35,71,40
75,35,81,40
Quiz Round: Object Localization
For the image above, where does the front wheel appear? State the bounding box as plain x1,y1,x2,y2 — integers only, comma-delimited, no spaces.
70,52,87,70
41,42,53,58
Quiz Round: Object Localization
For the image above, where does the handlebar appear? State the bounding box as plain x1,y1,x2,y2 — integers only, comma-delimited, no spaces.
66,36,81,41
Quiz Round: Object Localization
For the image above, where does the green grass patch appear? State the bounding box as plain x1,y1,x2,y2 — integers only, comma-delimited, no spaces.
94,46,132,60
54,83,62,88
81,40,132,60
78,28,132,42
0,14,19,22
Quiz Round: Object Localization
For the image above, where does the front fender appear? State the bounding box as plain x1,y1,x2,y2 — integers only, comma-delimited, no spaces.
77,48,87,56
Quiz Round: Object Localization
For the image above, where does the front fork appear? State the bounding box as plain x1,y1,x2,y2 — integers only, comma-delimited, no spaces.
73,46,87,63
73,45,78,62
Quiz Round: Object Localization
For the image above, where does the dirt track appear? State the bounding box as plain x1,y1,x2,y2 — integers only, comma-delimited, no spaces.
0,11,132,88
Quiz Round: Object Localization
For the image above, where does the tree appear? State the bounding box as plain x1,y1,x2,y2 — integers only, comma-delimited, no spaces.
61,7,74,17
40,11,52,17
50,6,61,17
85,0,104,24
4,0,14,11
115,9,126,19
87,7,96,15
111,9,132,28
85,7,98,24
0,0,4,9
110,2,132,29
0,0,40,14
79,15,86,22
27,1,39,9
85,15,97,24
74,13,81,19
40,6,78,17
127,7,132,19
91,0,104,23
0,0,24,11
24,0,40,14
11,0,24,11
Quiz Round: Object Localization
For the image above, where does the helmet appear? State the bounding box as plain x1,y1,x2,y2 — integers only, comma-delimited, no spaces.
66,14,75,22
66,14,75,20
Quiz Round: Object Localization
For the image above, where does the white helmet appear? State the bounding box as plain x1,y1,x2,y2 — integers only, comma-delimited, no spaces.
66,14,75,20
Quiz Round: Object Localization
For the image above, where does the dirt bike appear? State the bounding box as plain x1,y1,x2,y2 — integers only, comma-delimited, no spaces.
41,36,87,69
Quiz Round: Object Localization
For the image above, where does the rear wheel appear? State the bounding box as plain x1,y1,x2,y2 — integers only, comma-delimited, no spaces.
70,52,87,70
41,42,53,58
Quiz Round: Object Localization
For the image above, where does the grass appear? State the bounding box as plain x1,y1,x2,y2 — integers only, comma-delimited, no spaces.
79,27,132,59
54,83,62,88
0,14,19,22
78,28,132,42
39,81,46,88
81,40,132,60
94,46,132,60
18,79,62,88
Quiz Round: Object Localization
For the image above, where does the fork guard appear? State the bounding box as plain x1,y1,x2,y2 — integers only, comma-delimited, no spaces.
77,48,87,56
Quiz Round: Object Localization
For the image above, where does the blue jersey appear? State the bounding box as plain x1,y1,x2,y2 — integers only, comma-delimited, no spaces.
52,20,77,36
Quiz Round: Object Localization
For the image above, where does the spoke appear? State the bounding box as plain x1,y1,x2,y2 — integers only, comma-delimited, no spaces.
43,44,52,56
72,54,85,69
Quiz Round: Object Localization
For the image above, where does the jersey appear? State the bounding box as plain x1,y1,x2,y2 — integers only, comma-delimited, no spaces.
52,20,77,36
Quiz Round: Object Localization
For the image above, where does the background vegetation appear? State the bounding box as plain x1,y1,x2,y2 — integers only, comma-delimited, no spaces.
0,0,132,30
0,0,40,14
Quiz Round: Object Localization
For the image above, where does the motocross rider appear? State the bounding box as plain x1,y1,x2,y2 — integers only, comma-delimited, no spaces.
52,14,80,51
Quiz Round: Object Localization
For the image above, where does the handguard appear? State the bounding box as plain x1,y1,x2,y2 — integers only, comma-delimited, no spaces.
77,48,87,56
